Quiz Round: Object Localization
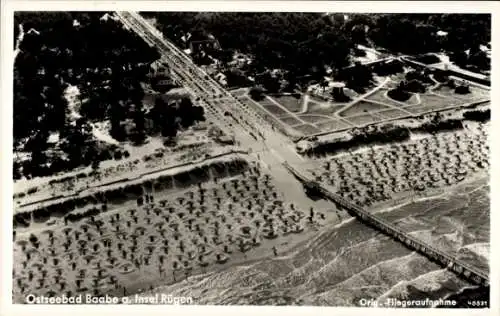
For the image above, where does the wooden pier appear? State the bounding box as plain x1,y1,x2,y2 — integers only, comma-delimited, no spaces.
283,162,489,287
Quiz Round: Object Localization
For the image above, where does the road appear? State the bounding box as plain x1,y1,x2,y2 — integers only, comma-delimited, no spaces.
115,12,305,162
115,11,319,209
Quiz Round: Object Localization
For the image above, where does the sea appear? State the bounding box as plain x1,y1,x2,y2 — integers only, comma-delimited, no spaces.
142,176,489,307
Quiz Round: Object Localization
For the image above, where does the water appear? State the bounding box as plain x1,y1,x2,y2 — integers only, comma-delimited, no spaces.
143,176,489,307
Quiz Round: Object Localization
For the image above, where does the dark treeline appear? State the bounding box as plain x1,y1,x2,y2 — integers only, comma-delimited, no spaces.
463,109,490,122
364,14,490,54
142,12,490,98
303,125,411,156
144,12,490,75
302,113,475,156
13,12,205,179
14,158,249,228
143,12,353,78
367,14,491,71
14,12,162,178
14,12,160,142
413,119,463,134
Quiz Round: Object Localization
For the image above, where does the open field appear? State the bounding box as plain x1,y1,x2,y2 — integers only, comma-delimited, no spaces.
371,108,410,120
403,103,454,116
278,116,303,126
244,84,489,138
258,98,291,117
307,100,346,115
271,95,303,113
261,104,290,117
297,115,333,124
316,120,353,132
365,89,409,107
229,88,248,97
344,113,381,126
13,161,332,303
293,124,322,135
414,93,458,109
338,101,391,117
432,85,490,103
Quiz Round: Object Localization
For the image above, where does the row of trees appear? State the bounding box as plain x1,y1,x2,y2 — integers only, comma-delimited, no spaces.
303,125,411,156
303,109,478,156
463,109,490,122
14,157,250,228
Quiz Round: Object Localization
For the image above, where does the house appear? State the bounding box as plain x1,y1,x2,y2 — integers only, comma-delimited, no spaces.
150,60,171,77
47,132,60,145
189,38,221,55
214,72,228,86
100,13,119,22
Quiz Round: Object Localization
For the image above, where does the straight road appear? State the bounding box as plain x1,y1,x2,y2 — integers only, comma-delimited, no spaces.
116,12,304,164
116,11,319,208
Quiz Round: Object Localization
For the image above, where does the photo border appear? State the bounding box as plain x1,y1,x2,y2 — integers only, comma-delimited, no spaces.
1,1,498,316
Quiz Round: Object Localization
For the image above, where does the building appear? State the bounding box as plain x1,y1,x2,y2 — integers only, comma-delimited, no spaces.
189,38,221,55
214,72,228,86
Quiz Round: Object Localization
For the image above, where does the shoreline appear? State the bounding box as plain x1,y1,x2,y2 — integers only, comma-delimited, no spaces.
130,175,490,300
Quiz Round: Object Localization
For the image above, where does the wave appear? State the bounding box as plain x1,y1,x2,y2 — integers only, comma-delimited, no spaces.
459,242,489,261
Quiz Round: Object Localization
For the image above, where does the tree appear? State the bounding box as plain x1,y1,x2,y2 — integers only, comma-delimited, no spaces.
249,86,265,101
260,72,281,93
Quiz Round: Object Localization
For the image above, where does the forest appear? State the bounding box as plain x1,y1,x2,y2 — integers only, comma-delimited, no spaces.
144,12,491,78
13,12,204,179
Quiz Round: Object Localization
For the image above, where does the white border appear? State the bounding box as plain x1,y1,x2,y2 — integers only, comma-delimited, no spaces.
1,2,498,316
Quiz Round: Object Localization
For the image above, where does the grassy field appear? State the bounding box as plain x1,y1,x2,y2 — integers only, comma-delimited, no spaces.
293,124,322,135
433,85,490,103
271,95,303,113
371,108,410,120
365,89,408,107
416,93,457,110
298,115,333,124
338,101,391,117
279,116,303,126
345,113,380,126
316,119,353,132
307,101,346,115
230,89,248,97
260,104,290,117
404,104,447,115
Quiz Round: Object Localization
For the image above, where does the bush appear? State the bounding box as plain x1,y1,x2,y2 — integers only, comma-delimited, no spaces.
416,54,441,65
27,187,38,195
405,79,426,93
455,85,471,95
388,88,412,102
372,60,404,76
463,109,490,122
433,71,449,83
446,79,457,88
29,234,38,244
113,150,123,160
249,86,265,101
